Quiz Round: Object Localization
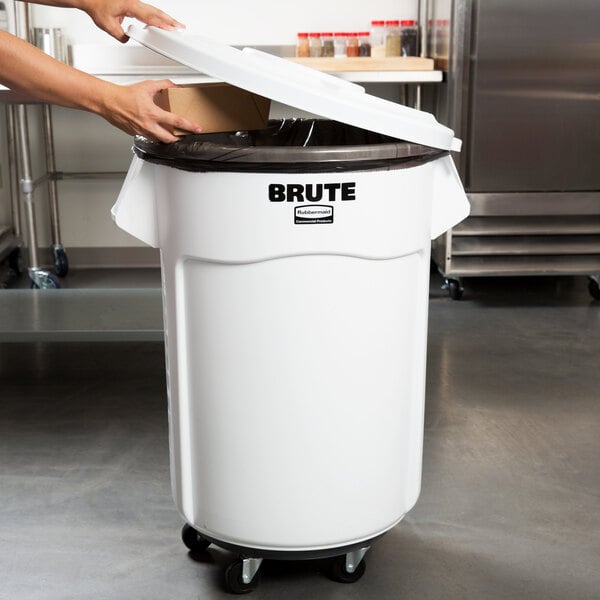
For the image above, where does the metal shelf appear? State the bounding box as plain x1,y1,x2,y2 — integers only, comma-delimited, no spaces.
452,235,600,256
435,192,600,282
448,255,600,277
453,216,600,237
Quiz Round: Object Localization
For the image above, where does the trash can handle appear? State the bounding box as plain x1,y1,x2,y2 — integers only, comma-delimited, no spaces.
111,155,160,248
430,154,470,240
241,47,367,97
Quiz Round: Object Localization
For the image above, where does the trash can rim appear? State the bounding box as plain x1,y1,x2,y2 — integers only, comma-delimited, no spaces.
132,119,446,169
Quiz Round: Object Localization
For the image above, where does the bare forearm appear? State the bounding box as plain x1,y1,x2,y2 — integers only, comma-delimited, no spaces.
0,30,114,112
1,4,199,142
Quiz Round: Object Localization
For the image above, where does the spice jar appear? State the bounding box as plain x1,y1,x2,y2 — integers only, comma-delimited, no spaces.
346,32,359,57
296,32,310,58
308,32,322,57
400,20,418,56
358,32,371,57
370,20,386,58
440,19,450,57
334,32,347,58
321,32,334,57
385,20,401,57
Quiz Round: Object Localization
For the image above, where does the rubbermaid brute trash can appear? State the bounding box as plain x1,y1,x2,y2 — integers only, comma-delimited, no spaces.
112,26,470,594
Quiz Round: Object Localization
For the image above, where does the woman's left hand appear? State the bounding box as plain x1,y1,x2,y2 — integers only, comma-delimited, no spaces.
79,0,184,43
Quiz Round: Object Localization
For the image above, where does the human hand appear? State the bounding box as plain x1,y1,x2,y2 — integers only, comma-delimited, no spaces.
100,79,202,143
79,0,184,43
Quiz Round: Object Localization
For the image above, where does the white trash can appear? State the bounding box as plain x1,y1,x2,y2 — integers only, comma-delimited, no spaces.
112,26,470,593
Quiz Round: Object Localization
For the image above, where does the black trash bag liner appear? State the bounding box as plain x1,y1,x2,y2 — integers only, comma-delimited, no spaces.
133,119,445,174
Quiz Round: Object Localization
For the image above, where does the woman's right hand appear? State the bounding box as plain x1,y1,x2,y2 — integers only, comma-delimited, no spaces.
100,79,203,143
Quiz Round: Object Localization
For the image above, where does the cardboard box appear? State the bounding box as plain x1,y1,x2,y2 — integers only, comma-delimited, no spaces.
157,83,271,136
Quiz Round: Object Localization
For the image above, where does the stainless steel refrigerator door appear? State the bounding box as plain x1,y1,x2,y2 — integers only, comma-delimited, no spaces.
467,0,600,192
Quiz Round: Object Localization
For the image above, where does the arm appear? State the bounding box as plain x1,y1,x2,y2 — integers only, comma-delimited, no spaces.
0,30,202,142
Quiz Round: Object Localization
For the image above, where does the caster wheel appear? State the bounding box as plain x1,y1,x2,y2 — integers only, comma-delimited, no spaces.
224,560,261,594
52,245,69,277
30,270,60,289
447,279,464,300
181,524,210,553
8,248,24,276
588,278,600,301
329,555,367,584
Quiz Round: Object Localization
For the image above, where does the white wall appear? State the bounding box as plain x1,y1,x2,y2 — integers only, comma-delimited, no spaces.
31,1,419,45
1,1,419,259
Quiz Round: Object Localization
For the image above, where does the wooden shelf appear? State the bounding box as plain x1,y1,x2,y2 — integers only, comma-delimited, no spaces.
288,56,435,72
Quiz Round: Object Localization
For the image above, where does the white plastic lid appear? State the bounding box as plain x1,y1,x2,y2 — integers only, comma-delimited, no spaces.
127,25,462,152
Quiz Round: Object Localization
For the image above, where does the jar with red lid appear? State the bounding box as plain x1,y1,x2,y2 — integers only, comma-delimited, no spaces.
296,32,310,58
334,32,347,58
385,20,401,57
358,32,371,57
434,19,450,58
400,19,418,56
321,32,334,57
346,32,359,57
309,32,322,57
370,20,386,58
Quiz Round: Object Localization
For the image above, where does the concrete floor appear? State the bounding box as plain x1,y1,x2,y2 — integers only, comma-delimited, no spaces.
1,273,599,599
0,269,164,342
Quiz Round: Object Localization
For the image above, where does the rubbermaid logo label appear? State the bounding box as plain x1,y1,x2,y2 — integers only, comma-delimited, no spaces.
295,205,334,225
